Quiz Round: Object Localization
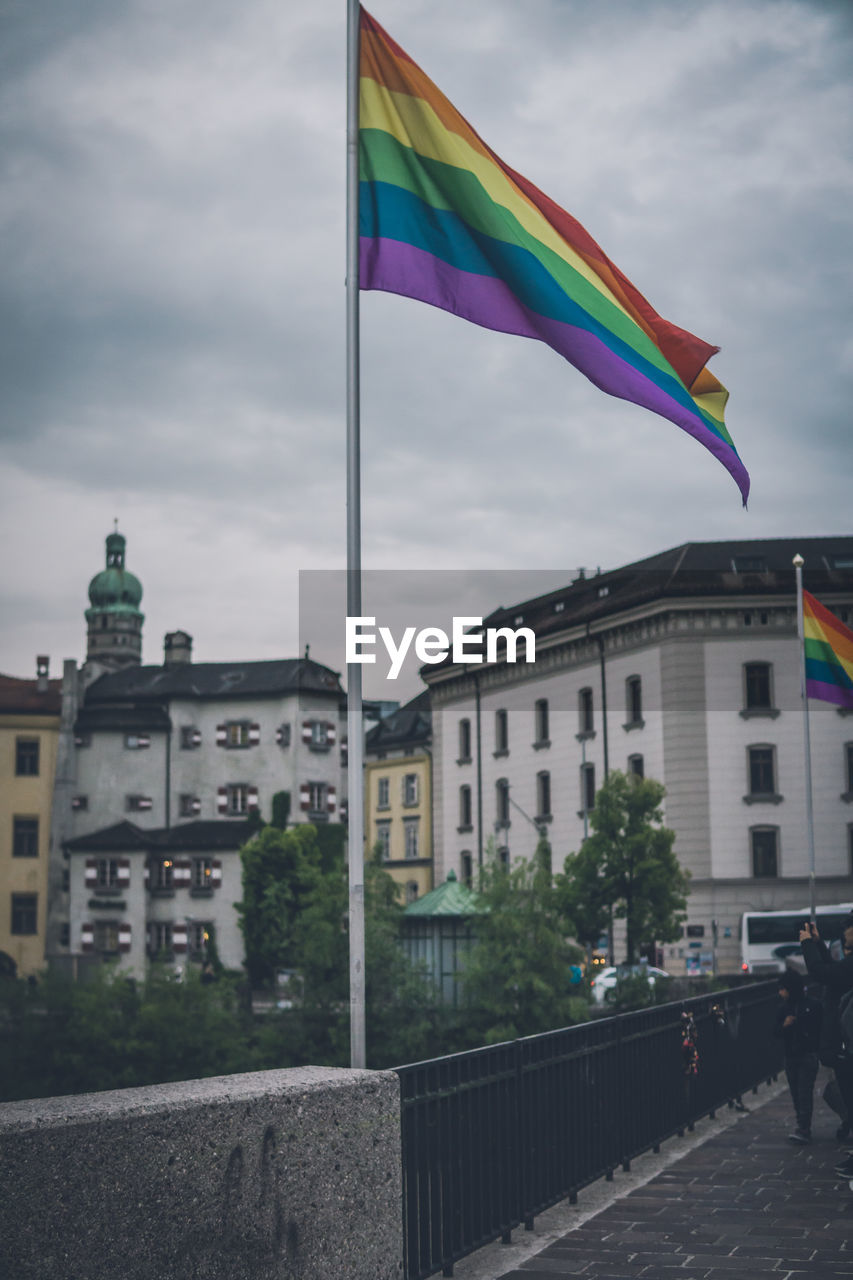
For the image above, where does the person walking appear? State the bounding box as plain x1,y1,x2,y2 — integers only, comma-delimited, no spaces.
799,915,853,1176
773,967,821,1143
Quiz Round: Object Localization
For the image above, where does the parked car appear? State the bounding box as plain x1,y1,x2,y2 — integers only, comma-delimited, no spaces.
591,964,670,1005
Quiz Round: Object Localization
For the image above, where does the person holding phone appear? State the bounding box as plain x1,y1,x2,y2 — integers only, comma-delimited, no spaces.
798,916,853,1176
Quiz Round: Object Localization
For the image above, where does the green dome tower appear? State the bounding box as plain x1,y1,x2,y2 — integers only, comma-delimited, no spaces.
85,526,145,668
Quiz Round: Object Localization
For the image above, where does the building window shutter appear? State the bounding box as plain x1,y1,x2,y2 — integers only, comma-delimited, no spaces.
217,787,228,813
211,860,222,887
173,859,191,887
302,721,313,745
327,785,337,814
276,724,291,748
340,798,348,824
216,724,227,746
326,722,337,746
172,922,188,954
81,923,94,953
340,736,348,764
117,859,131,888
85,859,97,888
144,863,150,887
248,723,261,745
248,785,259,811
118,923,132,953
299,784,311,812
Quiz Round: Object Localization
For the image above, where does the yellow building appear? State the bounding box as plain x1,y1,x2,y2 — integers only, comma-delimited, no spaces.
0,660,61,976
364,690,432,904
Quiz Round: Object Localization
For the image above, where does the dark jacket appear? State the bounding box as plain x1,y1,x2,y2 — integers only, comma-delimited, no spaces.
773,994,821,1057
801,937,853,1065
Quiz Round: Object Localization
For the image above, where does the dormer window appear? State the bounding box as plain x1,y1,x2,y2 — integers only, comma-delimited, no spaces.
732,555,766,574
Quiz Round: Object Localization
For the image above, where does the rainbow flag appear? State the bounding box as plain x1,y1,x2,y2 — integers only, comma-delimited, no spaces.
803,590,853,709
358,8,749,505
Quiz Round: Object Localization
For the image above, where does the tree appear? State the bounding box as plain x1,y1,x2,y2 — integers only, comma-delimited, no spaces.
236,824,330,987
557,771,689,964
461,840,584,1043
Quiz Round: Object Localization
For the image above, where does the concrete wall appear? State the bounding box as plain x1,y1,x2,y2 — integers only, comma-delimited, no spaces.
0,1066,403,1280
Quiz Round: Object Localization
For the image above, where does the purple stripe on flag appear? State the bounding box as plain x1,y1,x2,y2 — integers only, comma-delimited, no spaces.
360,236,749,503
806,677,853,709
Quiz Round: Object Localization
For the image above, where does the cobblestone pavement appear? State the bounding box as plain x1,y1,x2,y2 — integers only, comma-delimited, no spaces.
496,1088,853,1279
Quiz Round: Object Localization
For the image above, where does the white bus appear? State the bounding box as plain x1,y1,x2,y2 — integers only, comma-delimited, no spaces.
740,903,853,975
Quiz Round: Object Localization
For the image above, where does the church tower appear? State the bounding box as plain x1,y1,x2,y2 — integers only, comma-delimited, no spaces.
84,526,145,668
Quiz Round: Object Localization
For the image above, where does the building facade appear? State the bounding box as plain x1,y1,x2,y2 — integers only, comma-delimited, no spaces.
47,529,348,978
364,690,433,903
423,538,853,975
0,660,61,976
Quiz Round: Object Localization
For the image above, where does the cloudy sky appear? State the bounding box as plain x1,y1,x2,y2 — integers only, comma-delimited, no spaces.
2,0,851,692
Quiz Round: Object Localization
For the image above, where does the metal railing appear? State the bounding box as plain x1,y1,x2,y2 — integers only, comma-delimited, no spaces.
396,981,782,1279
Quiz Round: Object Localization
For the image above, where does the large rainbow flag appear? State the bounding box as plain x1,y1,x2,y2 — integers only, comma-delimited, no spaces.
358,8,749,505
803,590,853,709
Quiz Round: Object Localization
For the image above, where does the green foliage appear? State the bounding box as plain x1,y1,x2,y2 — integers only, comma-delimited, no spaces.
271,790,291,830
557,771,689,964
461,842,583,1043
0,967,255,1102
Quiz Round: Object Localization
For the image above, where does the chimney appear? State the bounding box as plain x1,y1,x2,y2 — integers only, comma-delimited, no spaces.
164,632,193,666
36,655,49,693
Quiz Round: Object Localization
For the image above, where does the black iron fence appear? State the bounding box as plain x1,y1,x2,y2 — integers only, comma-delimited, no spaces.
395,981,782,1279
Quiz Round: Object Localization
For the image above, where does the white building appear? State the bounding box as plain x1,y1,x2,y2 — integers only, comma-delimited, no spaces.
423,537,853,975
47,529,347,978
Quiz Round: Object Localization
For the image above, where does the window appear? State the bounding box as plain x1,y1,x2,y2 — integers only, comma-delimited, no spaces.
580,762,596,813
192,858,215,890
60,923,70,947
311,721,329,749
578,687,594,736
733,555,766,574
12,817,38,858
96,858,121,891
94,920,120,954
751,828,779,878
458,785,472,831
405,881,419,905
404,817,420,860
180,726,202,749
534,698,550,745
148,921,173,957
228,783,249,815
179,794,201,818
276,723,292,748
150,858,174,892
308,781,327,813
494,709,508,755
217,721,260,749
126,794,153,812
536,771,551,820
189,921,211,958
376,820,391,860
124,733,150,749
496,778,510,827
460,851,473,888
743,662,776,716
845,744,853,798
11,894,37,935
747,745,776,798
377,776,390,810
402,773,419,806
15,738,39,776
458,719,472,762
628,754,644,779
625,677,643,727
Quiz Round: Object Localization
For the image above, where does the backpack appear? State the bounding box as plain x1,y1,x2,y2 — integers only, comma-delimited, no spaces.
839,988,853,1054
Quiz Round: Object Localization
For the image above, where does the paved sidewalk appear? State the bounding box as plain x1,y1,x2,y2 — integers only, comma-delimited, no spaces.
494,1087,853,1279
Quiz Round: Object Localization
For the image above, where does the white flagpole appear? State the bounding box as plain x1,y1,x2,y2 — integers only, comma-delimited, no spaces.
346,0,366,1068
793,553,817,922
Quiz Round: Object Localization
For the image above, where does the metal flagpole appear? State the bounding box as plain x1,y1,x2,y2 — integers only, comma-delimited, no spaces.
346,0,366,1068
793,553,817,922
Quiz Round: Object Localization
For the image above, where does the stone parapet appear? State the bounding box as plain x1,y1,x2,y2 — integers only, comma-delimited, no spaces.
0,1065,403,1280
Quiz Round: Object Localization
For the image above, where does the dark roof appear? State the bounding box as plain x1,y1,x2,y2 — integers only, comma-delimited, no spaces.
0,674,62,716
423,537,853,677
75,703,172,734
85,657,345,705
65,819,256,853
366,688,431,752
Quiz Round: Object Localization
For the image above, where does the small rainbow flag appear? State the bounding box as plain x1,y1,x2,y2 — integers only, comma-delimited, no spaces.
803,590,853,709
358,8,749,505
